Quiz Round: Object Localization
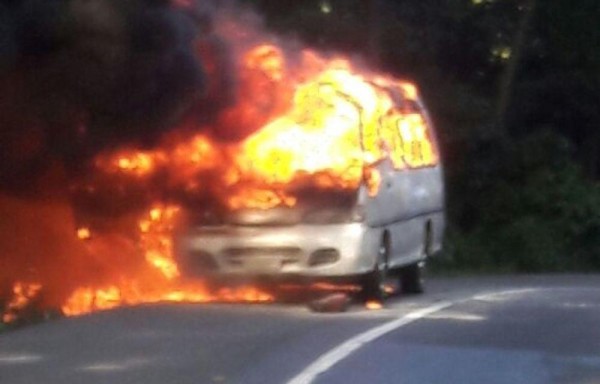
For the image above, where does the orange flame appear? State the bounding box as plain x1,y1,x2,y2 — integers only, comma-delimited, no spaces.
77,227,91,240
92,46,438,211
60,204,273,318
94,150,165,178
140,205,181,280
2,282,42,323
4,26,439,322
365,300,383,310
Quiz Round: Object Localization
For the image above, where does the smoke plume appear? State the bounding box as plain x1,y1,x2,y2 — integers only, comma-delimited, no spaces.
0,0,235,317
0,0,223,189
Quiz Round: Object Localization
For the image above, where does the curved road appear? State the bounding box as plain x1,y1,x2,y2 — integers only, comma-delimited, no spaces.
2,275,600,384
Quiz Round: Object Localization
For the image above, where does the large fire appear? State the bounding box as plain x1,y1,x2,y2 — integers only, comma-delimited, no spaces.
0,6,437,323
88,46,436,210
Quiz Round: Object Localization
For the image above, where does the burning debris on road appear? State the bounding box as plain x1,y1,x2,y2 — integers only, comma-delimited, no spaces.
0,0,436,323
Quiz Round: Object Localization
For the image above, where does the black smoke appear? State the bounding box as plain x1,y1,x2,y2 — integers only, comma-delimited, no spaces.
0,0,215,191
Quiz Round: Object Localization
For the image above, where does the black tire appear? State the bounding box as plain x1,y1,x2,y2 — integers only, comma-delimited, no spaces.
361,238,389,302
400,261,425,294
400,225,432,294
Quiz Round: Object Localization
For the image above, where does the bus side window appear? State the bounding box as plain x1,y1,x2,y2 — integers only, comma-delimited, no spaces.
380,116,406,170
396,112,437,168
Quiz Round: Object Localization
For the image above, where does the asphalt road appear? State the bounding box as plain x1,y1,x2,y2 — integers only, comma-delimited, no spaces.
2,275,600,384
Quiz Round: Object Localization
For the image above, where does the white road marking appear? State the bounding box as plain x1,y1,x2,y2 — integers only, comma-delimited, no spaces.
287,301,452,384
287,288,541,384
0,353,43,364
472,288,540,302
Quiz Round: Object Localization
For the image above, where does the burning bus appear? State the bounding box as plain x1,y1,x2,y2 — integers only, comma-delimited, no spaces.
173,54,445,301
0,3,445,322
67,44,446,309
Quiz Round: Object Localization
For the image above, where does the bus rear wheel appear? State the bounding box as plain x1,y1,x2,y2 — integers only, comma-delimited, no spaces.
400,261,425,294
400,225,432,294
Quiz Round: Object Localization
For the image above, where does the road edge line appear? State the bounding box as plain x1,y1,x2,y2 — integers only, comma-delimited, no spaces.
287,288,540,384
286,300,453,384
